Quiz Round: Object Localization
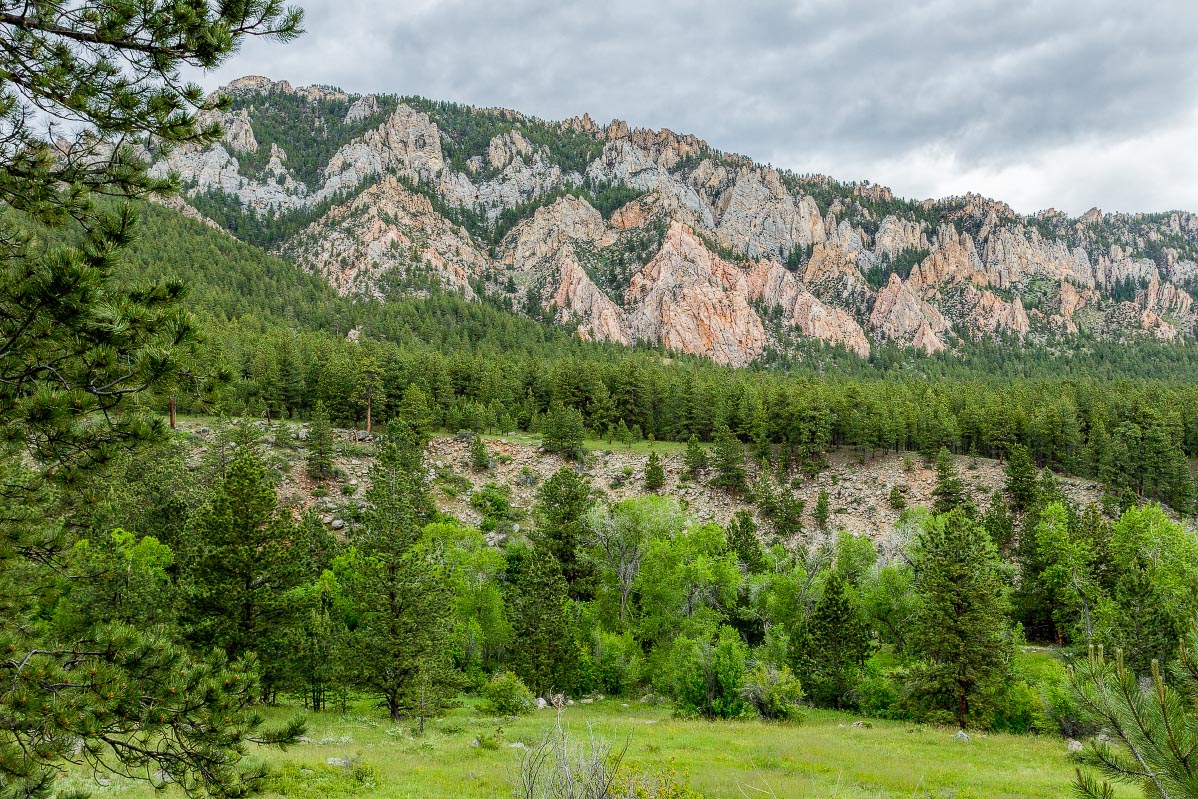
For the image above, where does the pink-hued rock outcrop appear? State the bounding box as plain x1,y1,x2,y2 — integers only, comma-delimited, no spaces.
147,75,1198,366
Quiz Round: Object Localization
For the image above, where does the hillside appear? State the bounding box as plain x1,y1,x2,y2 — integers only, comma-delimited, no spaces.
148,75,1198,367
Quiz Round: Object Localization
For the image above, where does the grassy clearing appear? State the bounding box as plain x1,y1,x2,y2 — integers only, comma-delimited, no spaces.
63,700,1119,799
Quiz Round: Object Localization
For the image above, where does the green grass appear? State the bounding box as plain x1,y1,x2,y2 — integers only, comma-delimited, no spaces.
584,437,687,455
63,700,1118,799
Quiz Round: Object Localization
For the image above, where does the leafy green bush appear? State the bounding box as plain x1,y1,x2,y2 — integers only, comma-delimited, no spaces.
740,664,806,721
480,671,535,716
853,652,907,720
611,762,705,799
669,627,749,719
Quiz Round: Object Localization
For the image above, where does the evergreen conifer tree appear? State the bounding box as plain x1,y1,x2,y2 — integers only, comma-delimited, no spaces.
644,451,666,491
932,447,972,516
533,468,596,599
542,401,586,458
510,555,576,696
802,568,869,709
685,434,709,478
1004,444,1039,512
0,1,307,790
814,489,832,532
615,418,634,448
1068,624,1198,799
726,510,766,573
470,434,491,471
181,448,305,697
981,489,1015,553
307,400,335,480
712,424,747,492
907,510,1012,728
346,442,454,721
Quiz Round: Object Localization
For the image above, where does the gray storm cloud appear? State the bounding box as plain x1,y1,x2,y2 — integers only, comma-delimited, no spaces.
201,0,1198,214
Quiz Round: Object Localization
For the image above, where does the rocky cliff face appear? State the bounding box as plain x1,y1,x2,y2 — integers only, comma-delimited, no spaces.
151,76,1198,365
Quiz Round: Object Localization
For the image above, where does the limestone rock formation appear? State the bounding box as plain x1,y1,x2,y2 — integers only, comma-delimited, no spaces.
624,222,766,366
282,176,487,298
144,75,1198,367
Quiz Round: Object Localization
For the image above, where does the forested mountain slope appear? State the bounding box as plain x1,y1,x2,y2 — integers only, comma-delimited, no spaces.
111,199,1198,513
148,75,1198,366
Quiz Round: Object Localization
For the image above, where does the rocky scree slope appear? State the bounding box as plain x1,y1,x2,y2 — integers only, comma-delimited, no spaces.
151,76,1198,365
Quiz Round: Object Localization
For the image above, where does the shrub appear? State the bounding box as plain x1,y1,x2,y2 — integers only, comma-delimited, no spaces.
740,664,805,721
852,652,907,720
592,631,643,697
515,726,704,799
480,671,535,716
669,627,749,719
611,762,704,799
888,485,907,510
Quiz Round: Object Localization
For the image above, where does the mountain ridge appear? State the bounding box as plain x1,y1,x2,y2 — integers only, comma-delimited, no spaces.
148,75,1198,365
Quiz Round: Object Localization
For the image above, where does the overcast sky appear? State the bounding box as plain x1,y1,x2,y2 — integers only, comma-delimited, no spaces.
200,0,1198,216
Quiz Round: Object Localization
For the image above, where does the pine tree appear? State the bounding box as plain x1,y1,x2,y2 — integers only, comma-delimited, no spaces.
712,424,747,492
533,468,596,599
802,569,869,709
981,489,1015,553
644,451,665,491
510,555,576,696
931,447,972,516
1068,625,1198,799
181,449,305,697
470,434,491,471
814,489,831,532
888,484,908,510
0,1,306,790
346,442,454,722
307,400,335,480
907,510,1012,728
542,401,586,458
1004,444,1039,512
685,434,709,478
726,510,766,573
615,418,634,448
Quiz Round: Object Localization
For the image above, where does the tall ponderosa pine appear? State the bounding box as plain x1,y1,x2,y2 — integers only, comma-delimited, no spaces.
181,449,305,697
907,509,1012,728
534,468,596,599
510,554,576,696
802,569,869,709
0,3,306,792
347,440,454,722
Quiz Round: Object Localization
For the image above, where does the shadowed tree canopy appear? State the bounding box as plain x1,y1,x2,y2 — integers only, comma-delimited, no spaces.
0,2,307,797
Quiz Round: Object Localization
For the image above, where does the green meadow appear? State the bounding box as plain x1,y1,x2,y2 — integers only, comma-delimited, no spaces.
60,700,1119,799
